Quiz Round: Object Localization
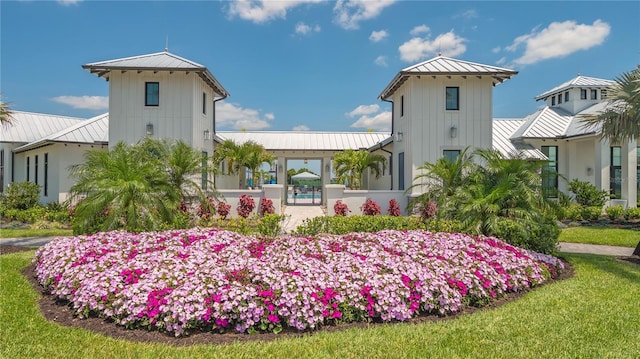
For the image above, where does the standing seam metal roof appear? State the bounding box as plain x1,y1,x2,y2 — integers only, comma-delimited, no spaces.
493,119,546,159
215,132,391,151
535,75,615,100
1,111,86,143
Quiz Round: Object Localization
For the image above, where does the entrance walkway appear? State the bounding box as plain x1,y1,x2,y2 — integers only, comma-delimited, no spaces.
558,242,634,256
281,205,325,234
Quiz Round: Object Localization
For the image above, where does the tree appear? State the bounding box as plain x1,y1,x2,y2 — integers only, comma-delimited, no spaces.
333,149,386,190
581,66,640,144
213,140,273,188
0,99,14,127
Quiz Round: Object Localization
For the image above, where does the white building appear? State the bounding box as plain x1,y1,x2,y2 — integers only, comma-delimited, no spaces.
1,51,633,208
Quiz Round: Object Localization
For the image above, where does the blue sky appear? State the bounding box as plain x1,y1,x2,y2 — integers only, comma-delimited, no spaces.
1,0,638,133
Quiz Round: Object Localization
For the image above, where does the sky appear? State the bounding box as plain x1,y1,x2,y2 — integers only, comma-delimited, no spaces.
1,0,639,133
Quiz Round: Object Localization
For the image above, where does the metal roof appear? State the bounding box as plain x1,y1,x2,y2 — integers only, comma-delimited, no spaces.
14,113,109,153
510,107,574,139
380,56,518,100
215,131,391,151
1,111,85,143
82,51,229,98
535,75,615,101
492,119,546,159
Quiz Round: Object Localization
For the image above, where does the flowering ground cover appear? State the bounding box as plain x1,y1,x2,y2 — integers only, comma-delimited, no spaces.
33,228,564,337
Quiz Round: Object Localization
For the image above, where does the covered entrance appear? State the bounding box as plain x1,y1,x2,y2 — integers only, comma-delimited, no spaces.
288,170,322,205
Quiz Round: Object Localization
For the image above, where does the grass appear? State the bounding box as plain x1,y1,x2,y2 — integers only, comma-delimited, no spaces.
1,250,639,358
0,228,72,238
559,226,640,247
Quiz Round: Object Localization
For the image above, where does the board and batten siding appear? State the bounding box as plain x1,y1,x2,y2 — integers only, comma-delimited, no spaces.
108,71,215,152
395,76,494,195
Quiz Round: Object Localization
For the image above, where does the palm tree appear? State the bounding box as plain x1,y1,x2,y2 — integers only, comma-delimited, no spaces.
69,141,180,233
581,66,640,144
0,99,14,127
333,149,386,190
213,140,273,188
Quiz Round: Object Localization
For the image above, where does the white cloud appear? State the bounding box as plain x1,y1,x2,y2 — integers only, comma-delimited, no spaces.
410,25,430,36
292,125,310,131
453,9,478,19
52,95,108,110
333,0,396,30
496,57,506,66
399,30,467,62
509,19,611,65
57,0,82,6
216,102,273,130
374,55,388,67
295,22,321,35
492,46,501,54
350,111,392,131
227,0,323,24
347,104,380,117
369,30,388,42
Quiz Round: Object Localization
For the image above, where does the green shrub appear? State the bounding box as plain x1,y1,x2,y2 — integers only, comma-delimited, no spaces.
564,203,584,221
256,214,284,237
581,206,603,221
605,205,624,221
623,207,640,220
30,220,65,230
0,182,41,210
293,215,463,237
568,179,609,207
493,216,559,254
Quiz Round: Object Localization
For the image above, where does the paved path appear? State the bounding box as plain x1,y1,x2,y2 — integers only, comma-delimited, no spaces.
281,205,325,234
0,236,55,247
557,242,635,256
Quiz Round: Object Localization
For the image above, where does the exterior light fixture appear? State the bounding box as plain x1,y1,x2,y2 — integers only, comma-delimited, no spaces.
450,126,458,139
304,158,308,164
325,163,331,172
146,123,154,135
395,132,403,142
204,129,210,140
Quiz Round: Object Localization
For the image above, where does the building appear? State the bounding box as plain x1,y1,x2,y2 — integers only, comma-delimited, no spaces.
1,50,633,208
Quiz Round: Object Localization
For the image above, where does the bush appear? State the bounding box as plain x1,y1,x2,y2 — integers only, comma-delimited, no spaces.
421,201,437,219
197,196,216,219
360,198,381,216
1,182,41,210
564,203,584,221
237,195,255,218
493,216,559,254
217,201,231,219
334,200,349,216
258,197,275,216
256,214,284,237
624,207,640,220
568,179,609,207
581,206,603,221
605,205,624,221
293,215,463,237
387,199,401,216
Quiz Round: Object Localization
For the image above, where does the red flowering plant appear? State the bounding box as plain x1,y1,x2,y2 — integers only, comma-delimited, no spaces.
237,194,256,218
361,198,381,216
197,196,216,219
387,199,401,216
334,200,349,216
216,201,231,219
259,197,275,216
422,201,438,219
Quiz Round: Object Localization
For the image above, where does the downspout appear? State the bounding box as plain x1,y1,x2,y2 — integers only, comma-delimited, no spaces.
212,95,227,187
382,97,394,190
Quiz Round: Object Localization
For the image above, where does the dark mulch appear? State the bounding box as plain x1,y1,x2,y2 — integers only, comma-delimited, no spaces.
0,244,36,255
9,253,580,347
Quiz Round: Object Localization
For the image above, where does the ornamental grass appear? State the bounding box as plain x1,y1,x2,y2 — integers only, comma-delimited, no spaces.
34,228,564,337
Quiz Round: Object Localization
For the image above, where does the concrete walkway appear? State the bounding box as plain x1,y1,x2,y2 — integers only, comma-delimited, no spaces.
281,205,326,234
557,242,635,256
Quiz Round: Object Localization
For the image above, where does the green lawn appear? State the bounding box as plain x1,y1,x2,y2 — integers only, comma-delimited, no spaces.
0,228,72,238
1,250,638,358
559,226,640,247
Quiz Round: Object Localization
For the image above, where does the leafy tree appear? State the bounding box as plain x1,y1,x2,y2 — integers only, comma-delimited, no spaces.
581,66,640,143
333,149,386,190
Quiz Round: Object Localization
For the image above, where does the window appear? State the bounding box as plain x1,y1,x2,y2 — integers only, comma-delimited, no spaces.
201,151,208,190
581,89,587,100
145,82,159,106
35,155,39,185
398,152,405,191
558,94,562,104
400,95,404,117
551,96,556,106
611,147,622,199
443,150,461,162
0,150,4,193
445,87,459,110
44,153,49,196
601,89,608,99
26,156,30,182
541,146,558,198
591,89,598,100
564,92,569,102
202,92,207,114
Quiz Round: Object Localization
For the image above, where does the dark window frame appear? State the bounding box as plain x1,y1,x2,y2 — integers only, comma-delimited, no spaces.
202,92,207,114
0,149,4,193
44,153,49,196
611,146,622,199
445,87,459,111
580,89,587,100
400,95,404,117
551,96,556,106
201,151,208,190
591,89,598,100
34,155,39,185
398,152,405,191
26,156,30,182
145,82,160,106
564,92,569,102
541,146,559,198
558,94,563,104
443,149,461,162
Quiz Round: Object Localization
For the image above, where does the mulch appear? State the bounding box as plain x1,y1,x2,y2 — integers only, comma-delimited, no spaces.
1,243,635,347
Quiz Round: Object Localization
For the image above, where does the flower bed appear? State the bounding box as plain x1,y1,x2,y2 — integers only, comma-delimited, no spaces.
33,228,564,337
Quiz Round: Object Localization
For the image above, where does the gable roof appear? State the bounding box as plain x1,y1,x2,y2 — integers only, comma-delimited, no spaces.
535,75,614,101
14,113,109,153
82,51,229,98
216,131,390,151
1,111,85,144
493,119,546,159
380,56,518,100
